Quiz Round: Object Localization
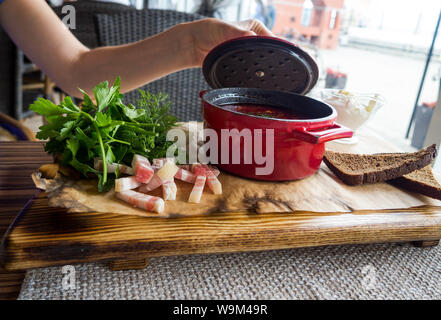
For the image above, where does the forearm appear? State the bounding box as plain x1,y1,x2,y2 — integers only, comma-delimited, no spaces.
69,23,195,96
0,0,195,98
0,0,270,100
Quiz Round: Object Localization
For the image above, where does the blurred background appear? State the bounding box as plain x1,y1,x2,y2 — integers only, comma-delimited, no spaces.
1,0,441,167
139,0,441,149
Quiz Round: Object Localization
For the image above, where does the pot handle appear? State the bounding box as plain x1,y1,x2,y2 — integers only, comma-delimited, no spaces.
292,123,353,144
199,90,208,98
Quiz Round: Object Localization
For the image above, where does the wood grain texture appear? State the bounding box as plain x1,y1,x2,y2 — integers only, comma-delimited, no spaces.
2,192,441,271
0,141,52,299
1,137,441,273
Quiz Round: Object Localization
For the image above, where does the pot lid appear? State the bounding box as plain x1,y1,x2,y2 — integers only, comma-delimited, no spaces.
202,36,319,95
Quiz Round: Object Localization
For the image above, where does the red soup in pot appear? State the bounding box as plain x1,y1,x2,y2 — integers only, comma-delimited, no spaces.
221,104,310,120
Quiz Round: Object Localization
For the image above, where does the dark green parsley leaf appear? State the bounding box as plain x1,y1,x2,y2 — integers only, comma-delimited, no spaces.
75,127,96,159
120,103,145,120
58,120,77,141
30,98,67,116
66,138,79,156
94,77,121,112
75,127,95,147
112,144,128,164
95,111,112,127
106,145,115,164
60,96,81,112
78,88,96,113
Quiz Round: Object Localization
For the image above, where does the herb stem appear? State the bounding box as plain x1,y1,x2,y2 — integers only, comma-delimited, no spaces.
82,111,108,183
113,120,159,127
108,137,131,145
94,123,107,183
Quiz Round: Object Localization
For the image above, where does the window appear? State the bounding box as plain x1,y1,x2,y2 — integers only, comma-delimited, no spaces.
329,9,338,29
301,0,314,27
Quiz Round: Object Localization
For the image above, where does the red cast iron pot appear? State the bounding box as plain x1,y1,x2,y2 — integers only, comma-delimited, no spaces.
200,36,353,180
200,88,353,181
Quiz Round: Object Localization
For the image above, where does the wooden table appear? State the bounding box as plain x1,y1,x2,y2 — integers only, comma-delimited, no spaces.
1,135,441,299
0,141,52,299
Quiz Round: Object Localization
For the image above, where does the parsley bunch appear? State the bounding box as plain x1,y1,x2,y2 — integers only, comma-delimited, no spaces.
30,77,177,191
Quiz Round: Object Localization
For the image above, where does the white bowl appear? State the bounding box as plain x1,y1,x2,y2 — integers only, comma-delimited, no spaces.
315,89,385,131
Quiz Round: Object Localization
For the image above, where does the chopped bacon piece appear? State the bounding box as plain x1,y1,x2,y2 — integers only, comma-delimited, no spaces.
190,164,222,195
132,155,154,184
116,190,164,213
137,174,163,193
94,158,134,175
174,168,196,183
191,163,220,177
115,176,141,192
153,158,176,168
178,164,191,171
191,163,209,176
188,175,206,203
162,179,177,200
156,161,179,182
180,164,219,176
207,175,222,195
170,180,177,200
151,165,161,172
208,166,220,177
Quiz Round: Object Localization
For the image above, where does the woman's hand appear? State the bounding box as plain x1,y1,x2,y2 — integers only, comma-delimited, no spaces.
183,18,274,68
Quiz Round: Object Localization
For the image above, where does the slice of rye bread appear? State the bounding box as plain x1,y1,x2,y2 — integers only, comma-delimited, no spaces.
323,144,437,186
388,165,441,201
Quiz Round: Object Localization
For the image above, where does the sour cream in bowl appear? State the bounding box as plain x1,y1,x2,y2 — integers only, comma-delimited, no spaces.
310,89,385,144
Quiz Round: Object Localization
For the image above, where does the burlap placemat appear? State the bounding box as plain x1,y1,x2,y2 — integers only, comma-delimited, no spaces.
18,243,441,300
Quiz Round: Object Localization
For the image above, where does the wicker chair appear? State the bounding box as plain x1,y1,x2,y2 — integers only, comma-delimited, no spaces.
96,9,208,121
52,0,134,49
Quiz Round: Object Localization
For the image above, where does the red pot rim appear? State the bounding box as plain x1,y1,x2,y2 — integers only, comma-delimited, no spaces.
200,87,337,125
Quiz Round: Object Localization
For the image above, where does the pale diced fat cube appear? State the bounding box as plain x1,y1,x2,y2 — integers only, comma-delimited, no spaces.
156,161,179,181
162,179,177,200
207,175,222,195
115,176,141,192
188,175,206,203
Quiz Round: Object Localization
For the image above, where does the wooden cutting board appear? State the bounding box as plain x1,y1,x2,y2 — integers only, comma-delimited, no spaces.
0,141,53,299
1,131,441,271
